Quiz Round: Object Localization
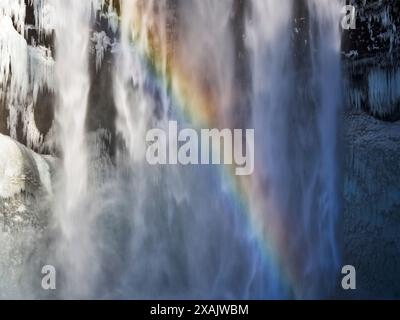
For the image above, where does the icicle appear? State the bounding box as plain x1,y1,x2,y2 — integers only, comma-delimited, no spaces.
0,16,29,103
29,0,55,37
21,103,44,150
91,31,111,72
28,45,55,103
0,0,26,33
368,68,400,117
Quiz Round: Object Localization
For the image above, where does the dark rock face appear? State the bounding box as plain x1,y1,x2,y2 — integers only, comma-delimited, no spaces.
34,89,54,136
343,0,400,59
343,0,400,121
0,97,8,135
87,17,118,158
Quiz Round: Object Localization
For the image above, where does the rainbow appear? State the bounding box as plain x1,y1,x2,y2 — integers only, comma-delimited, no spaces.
125,5,304,298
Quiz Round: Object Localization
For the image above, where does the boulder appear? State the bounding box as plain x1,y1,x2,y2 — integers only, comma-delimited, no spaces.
0,133,55,230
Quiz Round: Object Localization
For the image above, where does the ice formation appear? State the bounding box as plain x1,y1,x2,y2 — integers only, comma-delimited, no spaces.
92,31,112,72
28,45,54,103
344,1,400,118
368,68,400,117
0,0,118,150
0,15,29,103
0,1,54,148
29,0,55,36
0,0,26,33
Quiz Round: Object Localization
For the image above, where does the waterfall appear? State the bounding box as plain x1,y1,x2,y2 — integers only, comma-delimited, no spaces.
107,0,284,299
0,0,343,299
307,0,342,296
246,0,342,297
51,0,93,297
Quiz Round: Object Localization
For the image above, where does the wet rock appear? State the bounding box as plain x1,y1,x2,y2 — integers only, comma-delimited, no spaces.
343,1,400,121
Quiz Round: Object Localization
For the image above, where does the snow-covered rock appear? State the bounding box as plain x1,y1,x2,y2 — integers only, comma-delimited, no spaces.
0,133,55,229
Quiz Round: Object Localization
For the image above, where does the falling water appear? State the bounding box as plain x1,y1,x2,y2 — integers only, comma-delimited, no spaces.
247,0,342,298
107,0,283,299
0,0,343,299
51,0,92,297
307,0,342,296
